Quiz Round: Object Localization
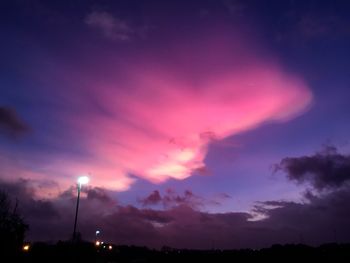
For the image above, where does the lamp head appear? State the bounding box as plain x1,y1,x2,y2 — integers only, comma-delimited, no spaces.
77,176,89,185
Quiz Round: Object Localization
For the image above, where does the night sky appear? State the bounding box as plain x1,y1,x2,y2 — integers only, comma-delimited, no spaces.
1,0,350,249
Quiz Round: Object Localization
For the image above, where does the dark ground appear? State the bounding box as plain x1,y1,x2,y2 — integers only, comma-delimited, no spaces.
5,242,350,263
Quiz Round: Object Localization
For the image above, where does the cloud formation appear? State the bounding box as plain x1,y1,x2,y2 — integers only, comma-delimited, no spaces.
275,146,350,191
139,189,210,209
2,177,350,248
0,106,29,138
20,27,312,191
85,11,134,41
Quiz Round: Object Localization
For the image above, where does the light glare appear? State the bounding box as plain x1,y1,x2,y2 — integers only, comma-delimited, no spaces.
77,176,89,185
23,245,30,251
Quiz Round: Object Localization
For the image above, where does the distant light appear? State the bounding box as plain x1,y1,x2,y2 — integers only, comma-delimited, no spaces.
23,245,30,251
108,245,112,250
96,230,100,235
77,176,89,185
101,241,104,244
95,241,100,246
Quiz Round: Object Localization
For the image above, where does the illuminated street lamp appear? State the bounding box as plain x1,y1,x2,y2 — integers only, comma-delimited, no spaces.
72,176,89,242
22,244,30,252
95,230,100,243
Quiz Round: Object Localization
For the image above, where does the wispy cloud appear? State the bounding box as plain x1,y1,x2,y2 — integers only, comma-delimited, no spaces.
222,0,246,17
85,11,134,41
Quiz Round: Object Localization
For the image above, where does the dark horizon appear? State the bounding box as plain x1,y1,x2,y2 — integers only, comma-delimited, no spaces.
13,240,350,262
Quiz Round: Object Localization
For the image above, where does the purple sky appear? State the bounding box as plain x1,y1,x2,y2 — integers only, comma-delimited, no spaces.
1,0,350,249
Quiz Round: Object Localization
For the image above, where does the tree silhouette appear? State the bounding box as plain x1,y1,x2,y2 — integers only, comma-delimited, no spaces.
0,190,28,255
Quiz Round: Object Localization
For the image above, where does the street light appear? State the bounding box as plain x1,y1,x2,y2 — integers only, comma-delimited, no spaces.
22,244,30,252
72,175,89,242
95,230,100,243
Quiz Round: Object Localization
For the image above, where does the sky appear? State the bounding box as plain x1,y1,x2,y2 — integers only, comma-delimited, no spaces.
1,0,350,249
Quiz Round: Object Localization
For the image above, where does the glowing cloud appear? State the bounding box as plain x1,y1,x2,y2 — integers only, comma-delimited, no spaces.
33,32,312,191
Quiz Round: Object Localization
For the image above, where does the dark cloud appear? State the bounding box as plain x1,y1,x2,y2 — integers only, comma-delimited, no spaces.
163,189,201,208
255,187,350,245
139,190,162,206
0,106,30,138
0,179,117,241
139,189,231,209
275,146,350,191
1,173,350,248
0,179,58,222
139,189,206,209
58,186,116,205
86,187,116,205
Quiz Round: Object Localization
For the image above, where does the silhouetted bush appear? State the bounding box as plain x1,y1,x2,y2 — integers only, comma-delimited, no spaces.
0,190,28,256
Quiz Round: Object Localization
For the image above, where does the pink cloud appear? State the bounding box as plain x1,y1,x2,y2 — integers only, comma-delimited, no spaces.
30,32,312,191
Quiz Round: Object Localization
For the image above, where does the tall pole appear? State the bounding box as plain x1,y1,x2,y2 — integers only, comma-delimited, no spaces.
95,230,100,243
72,183,81,242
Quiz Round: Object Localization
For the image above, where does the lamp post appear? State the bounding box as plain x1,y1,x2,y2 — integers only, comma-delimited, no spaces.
72,176,89,242
94,230,101,247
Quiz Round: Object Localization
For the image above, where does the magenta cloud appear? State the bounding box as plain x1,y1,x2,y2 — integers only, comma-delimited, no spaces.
29,32,313,191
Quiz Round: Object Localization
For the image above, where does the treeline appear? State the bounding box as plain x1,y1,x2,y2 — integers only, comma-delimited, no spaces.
15,242,350,263
0,191,28,256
